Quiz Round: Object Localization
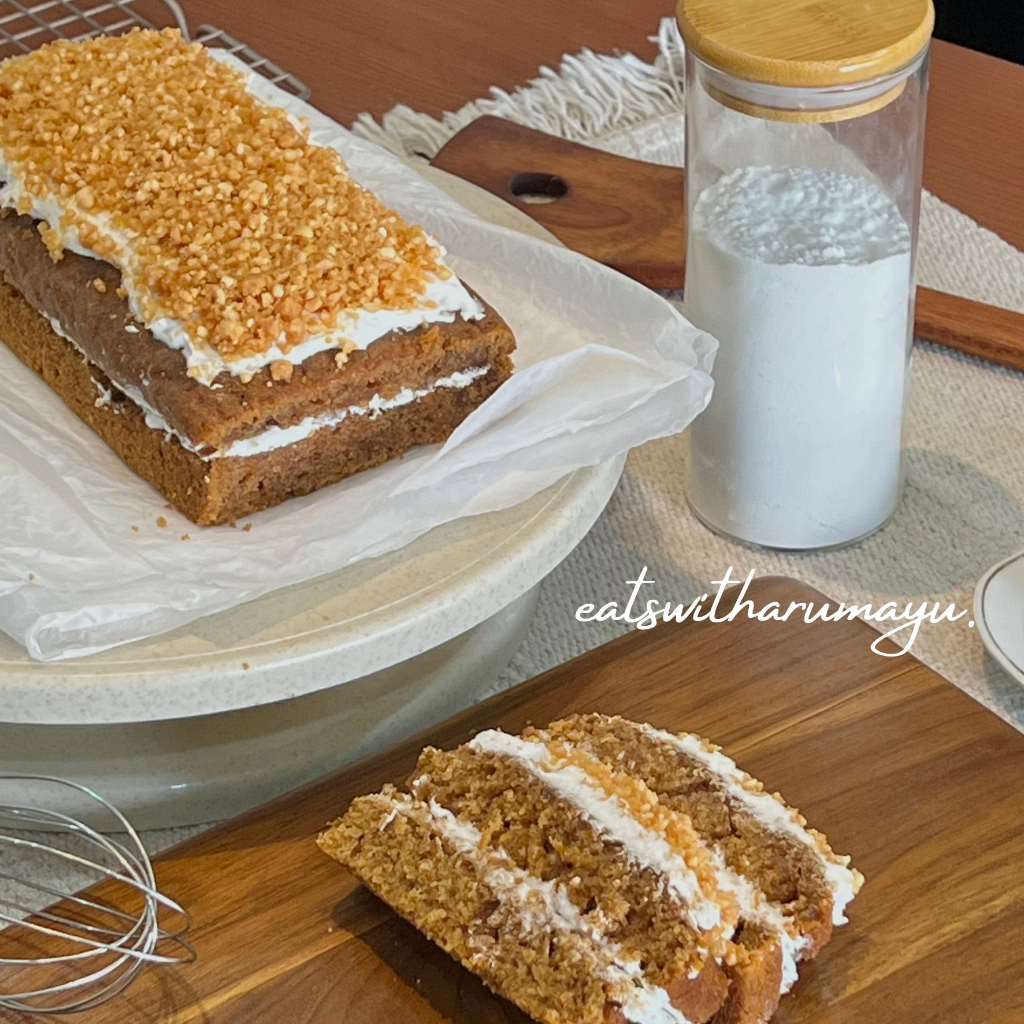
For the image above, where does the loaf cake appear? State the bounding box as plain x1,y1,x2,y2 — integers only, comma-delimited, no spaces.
0,30,514,524
318,714,863,1024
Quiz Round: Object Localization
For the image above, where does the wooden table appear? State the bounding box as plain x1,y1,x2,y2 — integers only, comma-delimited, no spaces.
181,0,1024,252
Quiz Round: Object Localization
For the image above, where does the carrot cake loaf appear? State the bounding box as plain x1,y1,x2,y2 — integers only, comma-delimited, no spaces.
0,30,514,524
318,716,862,1024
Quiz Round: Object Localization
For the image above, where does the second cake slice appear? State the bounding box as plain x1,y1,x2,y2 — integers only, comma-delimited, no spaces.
530,715,865,1023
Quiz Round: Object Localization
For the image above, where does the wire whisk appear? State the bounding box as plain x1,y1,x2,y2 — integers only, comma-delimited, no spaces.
0,775,194,1015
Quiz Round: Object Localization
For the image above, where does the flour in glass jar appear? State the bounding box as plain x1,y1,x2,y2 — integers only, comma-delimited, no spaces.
685,165,913,549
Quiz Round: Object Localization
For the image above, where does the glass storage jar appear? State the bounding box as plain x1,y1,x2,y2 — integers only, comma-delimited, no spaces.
679,0,934,550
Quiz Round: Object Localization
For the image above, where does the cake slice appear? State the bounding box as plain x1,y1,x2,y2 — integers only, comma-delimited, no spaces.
412,730,742,1022
323,730,741,1024
533,715,864,1022
324,787,710,1024
0,30,514,524
317,717,863,1024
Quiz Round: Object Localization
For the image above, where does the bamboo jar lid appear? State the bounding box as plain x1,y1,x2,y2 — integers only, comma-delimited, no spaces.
677,0,934,88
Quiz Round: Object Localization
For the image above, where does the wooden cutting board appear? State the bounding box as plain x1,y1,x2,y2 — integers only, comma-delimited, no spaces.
431,116,1024,375
6,576,1024,1023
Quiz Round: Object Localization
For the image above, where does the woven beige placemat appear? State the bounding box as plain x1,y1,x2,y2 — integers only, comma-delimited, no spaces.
359,18,1024,732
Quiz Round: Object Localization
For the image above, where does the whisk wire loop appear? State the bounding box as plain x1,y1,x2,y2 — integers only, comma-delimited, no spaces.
0,774,195,1014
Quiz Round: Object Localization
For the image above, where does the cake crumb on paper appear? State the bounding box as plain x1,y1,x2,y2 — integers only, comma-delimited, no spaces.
181,533,190,541
131,524,139,532
241,662,250,670
156,516,167,528
27,572,35,581
242,523,253,532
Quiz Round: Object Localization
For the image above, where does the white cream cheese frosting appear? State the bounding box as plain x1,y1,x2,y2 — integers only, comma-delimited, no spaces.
645,726,860,926
0,69,484,387
218,366,489,459
46,312,488,460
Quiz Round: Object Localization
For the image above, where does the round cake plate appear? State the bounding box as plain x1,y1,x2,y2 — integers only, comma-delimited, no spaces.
0,167,625,827
974,550,1024,685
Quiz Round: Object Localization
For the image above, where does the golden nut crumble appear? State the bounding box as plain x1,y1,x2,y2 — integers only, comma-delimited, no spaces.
0,29,447,363
269,359,293,382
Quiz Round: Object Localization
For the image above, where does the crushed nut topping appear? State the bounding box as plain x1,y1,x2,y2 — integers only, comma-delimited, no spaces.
269,359,293,382
0,29,446,362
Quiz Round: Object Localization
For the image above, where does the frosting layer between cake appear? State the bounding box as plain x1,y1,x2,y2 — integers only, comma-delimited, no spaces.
46,312,489,460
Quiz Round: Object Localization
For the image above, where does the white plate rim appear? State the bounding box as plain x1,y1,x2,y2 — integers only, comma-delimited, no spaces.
974,549,1024,685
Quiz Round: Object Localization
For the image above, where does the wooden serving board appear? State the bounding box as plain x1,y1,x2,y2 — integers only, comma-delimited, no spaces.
432,116,1024,375
7,577,1024,1023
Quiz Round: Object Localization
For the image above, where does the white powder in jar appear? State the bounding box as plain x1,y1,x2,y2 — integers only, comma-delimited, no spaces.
685,165,913,549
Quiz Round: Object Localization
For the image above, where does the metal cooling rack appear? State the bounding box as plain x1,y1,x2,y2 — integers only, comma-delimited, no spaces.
0,0,311,98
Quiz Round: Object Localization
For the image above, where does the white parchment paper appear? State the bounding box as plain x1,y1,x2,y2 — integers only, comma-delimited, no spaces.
0,60,716,661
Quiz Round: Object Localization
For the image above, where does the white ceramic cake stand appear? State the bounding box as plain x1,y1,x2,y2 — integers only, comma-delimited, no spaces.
0,170,625,828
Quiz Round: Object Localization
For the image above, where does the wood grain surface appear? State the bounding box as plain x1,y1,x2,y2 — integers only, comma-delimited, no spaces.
432,117,687,289
178,1,1024,253
916,286,1024,372
676,0,934,86
433,117,1024,371
6,577,1024,1023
